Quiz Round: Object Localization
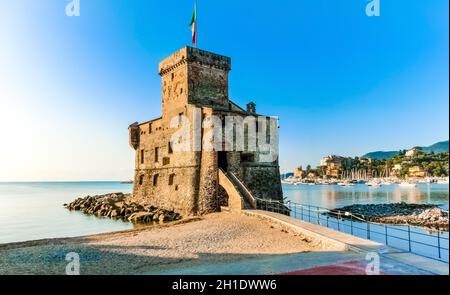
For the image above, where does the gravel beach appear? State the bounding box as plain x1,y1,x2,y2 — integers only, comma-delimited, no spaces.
0,212,322,275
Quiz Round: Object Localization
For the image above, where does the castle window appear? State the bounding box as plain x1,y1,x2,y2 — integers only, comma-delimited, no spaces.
139,175,144,185
163,157,170,166
140,149,145,164
153,174,159,186
180,88,183,94
178,112,183,126
171,73,174,80
266,117,271,144
241,153,255,163
154,147,159,163
149,123,152,133
168,141,173,154
169,174,175,186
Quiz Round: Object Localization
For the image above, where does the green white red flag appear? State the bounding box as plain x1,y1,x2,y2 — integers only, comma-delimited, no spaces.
189,1,197,46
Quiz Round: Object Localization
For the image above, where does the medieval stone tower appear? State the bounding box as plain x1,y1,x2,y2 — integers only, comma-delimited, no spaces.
129,46,283,216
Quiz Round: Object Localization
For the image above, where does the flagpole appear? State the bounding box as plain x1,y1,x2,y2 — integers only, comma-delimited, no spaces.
195,0,198,48
190,0,198,48
196,1,198,48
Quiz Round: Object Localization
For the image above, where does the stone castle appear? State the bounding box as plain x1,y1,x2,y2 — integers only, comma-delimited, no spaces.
129,46,283,216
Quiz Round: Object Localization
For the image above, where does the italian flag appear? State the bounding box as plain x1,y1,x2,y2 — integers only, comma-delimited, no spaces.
189,1,197,46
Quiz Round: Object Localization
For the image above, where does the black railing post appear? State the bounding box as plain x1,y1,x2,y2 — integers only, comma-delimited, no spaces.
385,225,388,245
308,205,311,222
301,205,303,220
350,215,353,235
317,207,320,225
288,201,291,217
367,222,370,240
294,204,297,219
407,225,412,252
437,228,441,259
326,216,329,228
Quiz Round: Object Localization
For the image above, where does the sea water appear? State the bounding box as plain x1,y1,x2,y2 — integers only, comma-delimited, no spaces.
0,182,448,261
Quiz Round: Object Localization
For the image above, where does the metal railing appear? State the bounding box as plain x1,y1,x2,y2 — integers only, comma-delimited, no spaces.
255,198,449,263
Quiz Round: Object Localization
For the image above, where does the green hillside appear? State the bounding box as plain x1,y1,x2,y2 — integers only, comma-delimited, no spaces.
363,140,449,160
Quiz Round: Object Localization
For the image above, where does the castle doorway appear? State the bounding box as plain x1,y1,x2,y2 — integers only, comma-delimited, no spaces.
218,151,228,172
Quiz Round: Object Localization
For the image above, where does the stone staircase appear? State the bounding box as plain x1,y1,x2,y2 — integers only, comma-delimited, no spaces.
218,169,257,212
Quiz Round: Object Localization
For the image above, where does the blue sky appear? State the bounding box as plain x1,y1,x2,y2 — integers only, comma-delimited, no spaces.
0,0,448,181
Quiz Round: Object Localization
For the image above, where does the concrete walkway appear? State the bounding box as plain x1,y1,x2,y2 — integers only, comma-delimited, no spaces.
146,210,448,275
240,210,449,275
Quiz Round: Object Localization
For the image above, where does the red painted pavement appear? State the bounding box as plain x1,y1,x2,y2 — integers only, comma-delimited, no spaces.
280,260,386,275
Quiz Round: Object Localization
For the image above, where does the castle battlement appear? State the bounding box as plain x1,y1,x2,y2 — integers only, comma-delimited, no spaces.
159,46,231,76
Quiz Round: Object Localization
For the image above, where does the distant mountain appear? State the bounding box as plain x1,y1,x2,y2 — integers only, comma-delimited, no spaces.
363,140,449,160
363,151,399,160
422,140,449,154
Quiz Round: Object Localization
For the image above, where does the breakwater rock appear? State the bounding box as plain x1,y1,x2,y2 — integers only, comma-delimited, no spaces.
64,193,182,224
333,202,449,231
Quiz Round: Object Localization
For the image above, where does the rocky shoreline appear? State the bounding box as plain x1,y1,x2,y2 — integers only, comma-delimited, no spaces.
332,202,449,231
64,193,182,224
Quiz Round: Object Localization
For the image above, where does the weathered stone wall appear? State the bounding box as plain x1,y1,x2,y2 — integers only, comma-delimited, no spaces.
240,165,283,201
131,112,201,216
188,63,229,109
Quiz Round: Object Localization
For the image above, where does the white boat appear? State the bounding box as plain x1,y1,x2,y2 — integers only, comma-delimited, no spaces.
398,182,417,188
338,181,354,187
367,180,381,187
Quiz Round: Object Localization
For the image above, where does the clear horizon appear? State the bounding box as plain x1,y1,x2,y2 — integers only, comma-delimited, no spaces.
0,0,448,181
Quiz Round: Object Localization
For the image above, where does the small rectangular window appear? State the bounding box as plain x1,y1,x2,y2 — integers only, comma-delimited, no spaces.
153,174,159,186
168,141,173,154
241,153,255,163
163,157,170,166
149,123,152,133
139,175,144,185
178,112,183,126
169,174,175,186
140,150,145,164
154,147,159,163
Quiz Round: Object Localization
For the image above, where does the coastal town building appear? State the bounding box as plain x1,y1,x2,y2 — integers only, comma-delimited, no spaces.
406,148,421,157
319,155,354,178
391,164,403,176
294,167,305,178
128,47,283,216
408,166,427,178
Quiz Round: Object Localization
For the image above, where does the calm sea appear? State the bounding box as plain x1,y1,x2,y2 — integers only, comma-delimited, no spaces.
0,182,448,251
283,183,449,210
0,182,134,244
